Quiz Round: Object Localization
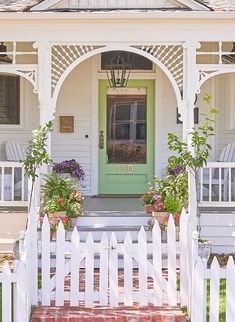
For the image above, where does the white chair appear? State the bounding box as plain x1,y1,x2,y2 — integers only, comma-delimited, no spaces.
5,141,25,161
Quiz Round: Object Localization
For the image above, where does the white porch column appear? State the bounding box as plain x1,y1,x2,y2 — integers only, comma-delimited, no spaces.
35,41,54,162
183,41,200,232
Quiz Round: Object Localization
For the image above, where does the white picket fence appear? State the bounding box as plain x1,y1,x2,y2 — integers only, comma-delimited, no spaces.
200,162,235,207
38,210,190,307
191,234,235,322
0,161,28,206
0,261,30,322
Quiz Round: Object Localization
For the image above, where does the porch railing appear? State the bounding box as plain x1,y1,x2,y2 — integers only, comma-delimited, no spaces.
199,162,235,207
0,161,28,206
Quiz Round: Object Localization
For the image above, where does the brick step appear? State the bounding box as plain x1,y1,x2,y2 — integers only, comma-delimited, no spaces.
31,306,188,322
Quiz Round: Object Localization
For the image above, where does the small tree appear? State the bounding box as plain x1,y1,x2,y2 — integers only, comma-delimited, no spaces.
167,94,217,229
22,121,53,209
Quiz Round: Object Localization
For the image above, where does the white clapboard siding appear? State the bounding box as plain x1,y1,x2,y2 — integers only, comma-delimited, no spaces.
200,212,235,253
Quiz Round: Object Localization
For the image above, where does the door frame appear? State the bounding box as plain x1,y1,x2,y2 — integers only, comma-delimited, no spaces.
98,79,155,195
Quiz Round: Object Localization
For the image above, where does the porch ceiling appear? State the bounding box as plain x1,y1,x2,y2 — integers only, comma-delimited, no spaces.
0,0,235,12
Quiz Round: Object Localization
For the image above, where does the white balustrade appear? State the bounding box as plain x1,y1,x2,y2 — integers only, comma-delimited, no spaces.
0,161,28,206
199,162,235,206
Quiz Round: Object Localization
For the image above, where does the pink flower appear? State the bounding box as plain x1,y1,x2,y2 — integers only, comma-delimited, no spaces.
49,220,53,225
153,194,161,201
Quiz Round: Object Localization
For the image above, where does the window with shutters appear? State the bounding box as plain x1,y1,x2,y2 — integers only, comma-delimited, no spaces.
0,75,20,125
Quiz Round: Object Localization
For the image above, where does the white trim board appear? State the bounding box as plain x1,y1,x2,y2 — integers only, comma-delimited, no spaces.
31,0,210,11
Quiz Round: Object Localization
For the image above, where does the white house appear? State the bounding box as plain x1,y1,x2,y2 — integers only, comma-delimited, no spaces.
1,0,235,250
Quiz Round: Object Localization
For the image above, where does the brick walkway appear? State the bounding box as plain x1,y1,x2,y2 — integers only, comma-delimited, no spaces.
32,268,187,321
31,305,188,321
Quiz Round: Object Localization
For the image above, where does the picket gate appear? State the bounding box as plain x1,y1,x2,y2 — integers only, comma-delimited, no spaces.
38,210,190,307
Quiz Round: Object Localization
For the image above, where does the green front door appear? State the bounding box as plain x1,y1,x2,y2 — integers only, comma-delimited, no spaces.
99,80,155,194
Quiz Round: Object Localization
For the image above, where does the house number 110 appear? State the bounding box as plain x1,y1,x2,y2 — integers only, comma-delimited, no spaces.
118,164,134,174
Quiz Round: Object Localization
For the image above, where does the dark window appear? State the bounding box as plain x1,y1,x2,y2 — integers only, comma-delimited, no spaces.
0,75,20,124
101,51,153,70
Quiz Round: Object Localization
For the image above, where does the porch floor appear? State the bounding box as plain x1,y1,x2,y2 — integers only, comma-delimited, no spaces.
83,197,144,212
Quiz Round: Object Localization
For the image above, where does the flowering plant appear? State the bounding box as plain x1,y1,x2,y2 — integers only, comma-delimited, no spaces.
140,192,166,211
53,159,85,181
39,215,70,232
67,191,84,218
41,172,84,217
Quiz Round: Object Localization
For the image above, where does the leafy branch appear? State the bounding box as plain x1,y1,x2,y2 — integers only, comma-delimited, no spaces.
21,121,53,209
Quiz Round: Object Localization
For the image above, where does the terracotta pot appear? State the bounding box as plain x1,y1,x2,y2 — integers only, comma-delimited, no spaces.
69,217,78,228
50,230,56,240
145,204,154,214
152,211,169,224
48,211,67,223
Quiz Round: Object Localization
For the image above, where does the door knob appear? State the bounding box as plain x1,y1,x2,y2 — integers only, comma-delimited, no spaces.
99,130,104,149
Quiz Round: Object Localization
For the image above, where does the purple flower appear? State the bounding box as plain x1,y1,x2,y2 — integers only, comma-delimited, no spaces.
168,165,185,176
53,159,85,180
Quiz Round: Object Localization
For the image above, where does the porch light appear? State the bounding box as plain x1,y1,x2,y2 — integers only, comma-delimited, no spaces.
222,42,235,64
105,51,131,88
0,42,12,64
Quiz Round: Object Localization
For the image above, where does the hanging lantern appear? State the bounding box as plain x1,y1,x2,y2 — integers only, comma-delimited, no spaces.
105,51,131,88
0,42,12,64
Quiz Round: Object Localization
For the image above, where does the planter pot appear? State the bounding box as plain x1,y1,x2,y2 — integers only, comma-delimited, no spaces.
69,217,78,228
50,230,56,240
152,212,169,224
198,241,212,260
48,211,67,222
145,204,154,214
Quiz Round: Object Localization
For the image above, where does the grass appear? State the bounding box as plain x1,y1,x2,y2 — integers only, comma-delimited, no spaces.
207,279,226,322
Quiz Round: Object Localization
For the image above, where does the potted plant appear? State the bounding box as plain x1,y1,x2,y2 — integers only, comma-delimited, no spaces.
53,159,85,181
41,172,84,228
140,191,156,214
67,191,84,227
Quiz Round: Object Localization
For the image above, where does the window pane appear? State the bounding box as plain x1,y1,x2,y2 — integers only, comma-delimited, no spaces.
107,94,147,164
0,75,20,124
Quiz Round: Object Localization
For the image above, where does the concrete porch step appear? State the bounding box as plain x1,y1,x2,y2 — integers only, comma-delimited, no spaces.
66,225,150,242
31,306,188,322
0,238,15,251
